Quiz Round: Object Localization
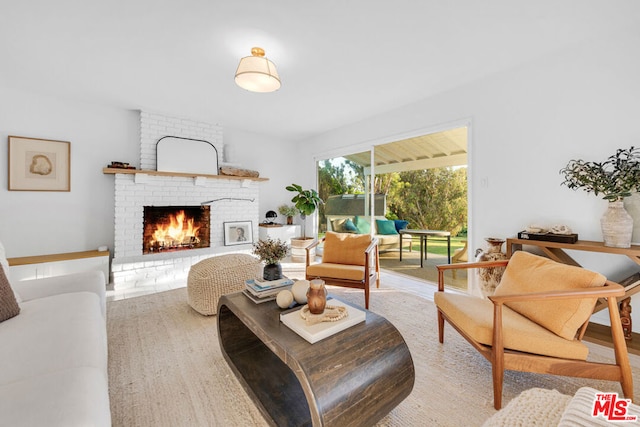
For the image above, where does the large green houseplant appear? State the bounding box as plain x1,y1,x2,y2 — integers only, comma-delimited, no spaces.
286,183,324,262
560,146,640,248
286,183,324,239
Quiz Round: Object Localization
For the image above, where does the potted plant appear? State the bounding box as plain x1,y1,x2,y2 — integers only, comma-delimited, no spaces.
278,204,299,225
252,237,289,280
286,183,324,262
286,183,324,239
560,146,640,248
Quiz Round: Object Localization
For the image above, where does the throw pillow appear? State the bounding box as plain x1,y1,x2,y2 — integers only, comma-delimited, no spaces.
493,251,605,340
331,218,348,232
0,241,20,303
393,219,409,232
331,218,357,233
354,216,371,234
376,219,398,235
343,218,358,233
0,265,20,322
355,216,371,234
322,231,371,266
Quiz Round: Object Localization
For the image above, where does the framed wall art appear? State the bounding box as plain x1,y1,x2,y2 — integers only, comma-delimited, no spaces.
224,221,253,246
8,136,70,191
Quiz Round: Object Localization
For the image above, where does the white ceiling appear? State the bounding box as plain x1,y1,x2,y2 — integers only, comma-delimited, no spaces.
1,1,638,141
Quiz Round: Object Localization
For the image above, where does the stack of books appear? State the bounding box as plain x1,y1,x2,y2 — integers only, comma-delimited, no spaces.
243,276,294,304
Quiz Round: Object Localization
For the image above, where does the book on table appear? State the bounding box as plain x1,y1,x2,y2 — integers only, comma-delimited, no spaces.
251,276,294,289
280,300,366,344
242,289,277,304
245,278,293,299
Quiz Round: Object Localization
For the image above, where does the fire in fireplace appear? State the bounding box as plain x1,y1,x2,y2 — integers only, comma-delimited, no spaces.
143,206,210,254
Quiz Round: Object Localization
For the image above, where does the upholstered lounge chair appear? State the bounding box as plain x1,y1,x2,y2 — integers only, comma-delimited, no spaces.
434,251,633,410
305,231,380,309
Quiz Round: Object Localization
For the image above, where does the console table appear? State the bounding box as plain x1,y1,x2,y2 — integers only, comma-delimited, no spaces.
217,292,415,427
506,238,640,312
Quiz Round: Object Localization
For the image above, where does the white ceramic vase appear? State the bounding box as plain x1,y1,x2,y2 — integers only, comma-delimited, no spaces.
601,200,633,248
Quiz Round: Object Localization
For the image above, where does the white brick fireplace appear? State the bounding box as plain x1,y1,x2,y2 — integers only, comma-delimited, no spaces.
110,112,260,291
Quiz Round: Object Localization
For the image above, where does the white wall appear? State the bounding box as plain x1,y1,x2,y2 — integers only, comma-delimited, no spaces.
224,127,302,228
0,89,299,258
298,28,640,327
0,86,139,257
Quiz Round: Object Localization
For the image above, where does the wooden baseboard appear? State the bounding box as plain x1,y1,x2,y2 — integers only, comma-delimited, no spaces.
585,322,640,356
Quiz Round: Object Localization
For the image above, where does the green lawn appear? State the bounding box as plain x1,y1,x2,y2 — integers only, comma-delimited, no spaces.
316,232,466,256
408,236,466,256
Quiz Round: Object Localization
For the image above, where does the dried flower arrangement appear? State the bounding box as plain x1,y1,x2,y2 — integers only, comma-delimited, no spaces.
252,237,289,265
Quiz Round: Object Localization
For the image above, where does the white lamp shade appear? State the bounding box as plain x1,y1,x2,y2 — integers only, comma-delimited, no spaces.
235,54,281,93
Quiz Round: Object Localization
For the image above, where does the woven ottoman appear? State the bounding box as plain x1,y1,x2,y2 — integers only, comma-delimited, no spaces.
187,254,261,315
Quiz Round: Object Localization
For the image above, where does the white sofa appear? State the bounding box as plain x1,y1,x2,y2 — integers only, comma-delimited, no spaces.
0,242,111,427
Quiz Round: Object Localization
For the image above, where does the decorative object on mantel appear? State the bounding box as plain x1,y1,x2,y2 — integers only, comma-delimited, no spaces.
278,204,299,225
8,135,70,192
474,238,508,298
252,237,289,281
517,224,578,243
219,166,259,178
108,161,136,169
560,146,640,248
156,136,219,176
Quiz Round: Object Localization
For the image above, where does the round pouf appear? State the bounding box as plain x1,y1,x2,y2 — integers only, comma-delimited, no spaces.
187,254,261,315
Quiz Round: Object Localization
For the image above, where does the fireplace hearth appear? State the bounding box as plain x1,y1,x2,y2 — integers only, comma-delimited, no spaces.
143,206,210,254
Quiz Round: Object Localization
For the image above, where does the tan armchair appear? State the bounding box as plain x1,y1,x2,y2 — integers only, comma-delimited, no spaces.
305,231,380,309
434,251,633,410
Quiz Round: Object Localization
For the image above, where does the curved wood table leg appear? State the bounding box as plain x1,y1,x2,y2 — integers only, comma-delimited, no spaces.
218,293,415,427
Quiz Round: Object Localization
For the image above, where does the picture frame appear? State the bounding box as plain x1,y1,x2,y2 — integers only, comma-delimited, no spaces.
8,136,70,191
224,221,253,246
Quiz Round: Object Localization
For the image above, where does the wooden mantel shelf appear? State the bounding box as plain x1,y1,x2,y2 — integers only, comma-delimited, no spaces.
102,167,268,182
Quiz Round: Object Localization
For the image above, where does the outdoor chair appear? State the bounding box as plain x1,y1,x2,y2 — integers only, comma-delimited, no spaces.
305,231,380,309
450,239,468,279
434,251,633,409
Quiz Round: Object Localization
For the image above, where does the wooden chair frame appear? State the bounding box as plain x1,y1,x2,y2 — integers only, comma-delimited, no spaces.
436,259,634,409
305,236,380,309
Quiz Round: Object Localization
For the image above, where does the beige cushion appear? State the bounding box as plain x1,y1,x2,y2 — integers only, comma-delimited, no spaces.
0,265,20,322
322,231,371,266
494,251,605,340
306,263,366,282
434,292,589,360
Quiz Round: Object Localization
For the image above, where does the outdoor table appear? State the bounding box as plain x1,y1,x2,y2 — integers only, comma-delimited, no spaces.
399,229,451,267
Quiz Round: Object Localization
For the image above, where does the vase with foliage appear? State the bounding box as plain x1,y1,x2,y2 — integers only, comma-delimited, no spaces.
560,146,640,248
285,183,324,239
278,204,299,225
252,238,289,280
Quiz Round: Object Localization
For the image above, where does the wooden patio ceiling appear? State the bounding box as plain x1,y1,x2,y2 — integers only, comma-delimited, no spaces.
343,126,468,174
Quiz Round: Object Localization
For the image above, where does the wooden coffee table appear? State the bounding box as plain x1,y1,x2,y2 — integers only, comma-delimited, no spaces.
217,292,415,427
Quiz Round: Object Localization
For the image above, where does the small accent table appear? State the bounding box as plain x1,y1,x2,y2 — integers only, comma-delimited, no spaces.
217,292,415,427
399,229,451,267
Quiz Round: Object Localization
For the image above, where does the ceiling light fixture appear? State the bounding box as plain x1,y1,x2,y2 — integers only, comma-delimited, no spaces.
234,47,281,93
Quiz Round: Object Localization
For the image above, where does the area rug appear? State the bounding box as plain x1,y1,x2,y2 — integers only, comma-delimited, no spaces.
108,286,640,427
378,250,468,291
